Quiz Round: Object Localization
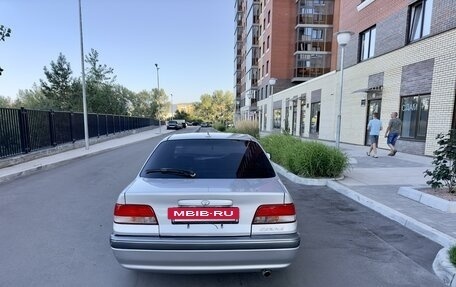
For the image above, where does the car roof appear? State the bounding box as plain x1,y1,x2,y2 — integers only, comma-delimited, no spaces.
164,132,256,142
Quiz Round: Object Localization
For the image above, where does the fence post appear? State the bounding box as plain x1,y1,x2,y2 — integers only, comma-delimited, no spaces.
49,109,57,146
113,115,116,134
70,112,75,143
18,107,31,154
97,114,100,138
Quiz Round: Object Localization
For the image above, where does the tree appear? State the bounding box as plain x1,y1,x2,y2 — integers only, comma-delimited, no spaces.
193,90,234,123
211,90,235,123
150,88,170,121
0,25,12,75
14,84,53,110
174,109,190,121
84,49,125,114
0,95,12,107
194,94,213,121
85,48,116,85
40,53,79,111
129,90,151,117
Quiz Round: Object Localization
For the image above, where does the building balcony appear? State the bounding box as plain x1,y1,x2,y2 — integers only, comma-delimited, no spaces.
296,41,332,52
296,15,333,25
294,67,330,79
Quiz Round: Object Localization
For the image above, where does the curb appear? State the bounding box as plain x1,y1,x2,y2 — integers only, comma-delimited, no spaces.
326,181,456,248
0,144,127,184
433,248,456,286
0,131,172,184
272,163,328,186
398,186,456,213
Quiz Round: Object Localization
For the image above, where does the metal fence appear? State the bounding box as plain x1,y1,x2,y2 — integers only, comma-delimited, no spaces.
0,107,158,158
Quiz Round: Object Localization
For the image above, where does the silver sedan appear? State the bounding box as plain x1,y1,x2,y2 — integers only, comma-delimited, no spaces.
110,132,300,274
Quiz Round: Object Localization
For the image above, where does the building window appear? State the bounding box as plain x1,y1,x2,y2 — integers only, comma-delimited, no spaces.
360,26,376,61
266,60,269,74
273,109,281,129
300,98,306,136
400,95,430,140
408,0,433,42
262,64,264,77
267,36,270,49
453,89,456,129
268,10,271,24
310,102,320,134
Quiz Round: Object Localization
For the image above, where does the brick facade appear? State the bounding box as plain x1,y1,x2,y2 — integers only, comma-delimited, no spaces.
258,28,456,155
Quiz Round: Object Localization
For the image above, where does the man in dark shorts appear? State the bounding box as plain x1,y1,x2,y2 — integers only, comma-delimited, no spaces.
385,112,402,156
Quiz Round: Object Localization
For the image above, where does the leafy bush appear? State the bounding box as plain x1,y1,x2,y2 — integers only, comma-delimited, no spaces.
260,134,349,178
228,120,259,139
424,129,456,194
450,246,456,267
213,122,226,132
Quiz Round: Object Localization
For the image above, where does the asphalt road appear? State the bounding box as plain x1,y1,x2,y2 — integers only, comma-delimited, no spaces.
0,128,444,287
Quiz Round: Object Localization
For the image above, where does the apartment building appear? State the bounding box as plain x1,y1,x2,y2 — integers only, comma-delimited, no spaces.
234,0,337,123
256,0,456,156
234,0,260,122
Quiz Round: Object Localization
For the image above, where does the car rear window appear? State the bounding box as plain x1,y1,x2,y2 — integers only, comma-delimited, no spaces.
140,139,275,179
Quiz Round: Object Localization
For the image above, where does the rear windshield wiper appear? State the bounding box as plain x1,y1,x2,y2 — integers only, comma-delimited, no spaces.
145,168,196,178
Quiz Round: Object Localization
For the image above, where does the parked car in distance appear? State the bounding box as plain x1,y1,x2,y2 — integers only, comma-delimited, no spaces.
201,122,208,127
175,119,186,128
166,120,182,130
110,132,300,274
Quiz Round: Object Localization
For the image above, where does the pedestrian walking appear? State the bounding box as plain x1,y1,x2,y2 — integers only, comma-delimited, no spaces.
384,111,402,156
366,112,382,158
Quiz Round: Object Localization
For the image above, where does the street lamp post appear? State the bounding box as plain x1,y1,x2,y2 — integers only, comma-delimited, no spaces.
155,63,161,133
170,93,173,120
78,0,89,150
269,78,277,132
335,31,353,149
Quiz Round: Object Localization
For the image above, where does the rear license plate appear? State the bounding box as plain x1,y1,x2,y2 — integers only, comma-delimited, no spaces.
168,207,239,222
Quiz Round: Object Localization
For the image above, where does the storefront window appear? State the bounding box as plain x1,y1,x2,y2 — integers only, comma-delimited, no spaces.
310,102,320,134
273,109,281,129
292,100,298,135
300,99,306,136
400,95,430,140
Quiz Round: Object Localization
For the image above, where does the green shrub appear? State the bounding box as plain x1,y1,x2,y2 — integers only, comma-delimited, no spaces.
213,122,226,132
424,129,456,193
260,134,300,167
260,134,349,178
450,246,456,267
229,120,259,139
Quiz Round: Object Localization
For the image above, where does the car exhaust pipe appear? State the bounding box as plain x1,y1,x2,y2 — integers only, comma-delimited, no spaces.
262,269,272,277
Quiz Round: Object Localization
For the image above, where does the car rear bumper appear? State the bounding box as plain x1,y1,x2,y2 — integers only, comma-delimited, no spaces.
110,233,300,272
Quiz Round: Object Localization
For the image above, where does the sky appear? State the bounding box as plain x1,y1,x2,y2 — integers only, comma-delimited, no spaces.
0,0,234,104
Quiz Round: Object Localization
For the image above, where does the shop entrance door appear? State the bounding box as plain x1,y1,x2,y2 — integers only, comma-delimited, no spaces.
364,99,382,146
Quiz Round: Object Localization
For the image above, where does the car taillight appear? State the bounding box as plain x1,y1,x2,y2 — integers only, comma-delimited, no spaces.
114,204,158,224
253,203,296,224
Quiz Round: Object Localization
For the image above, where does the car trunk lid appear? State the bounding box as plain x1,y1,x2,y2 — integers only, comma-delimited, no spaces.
123,177,286,236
